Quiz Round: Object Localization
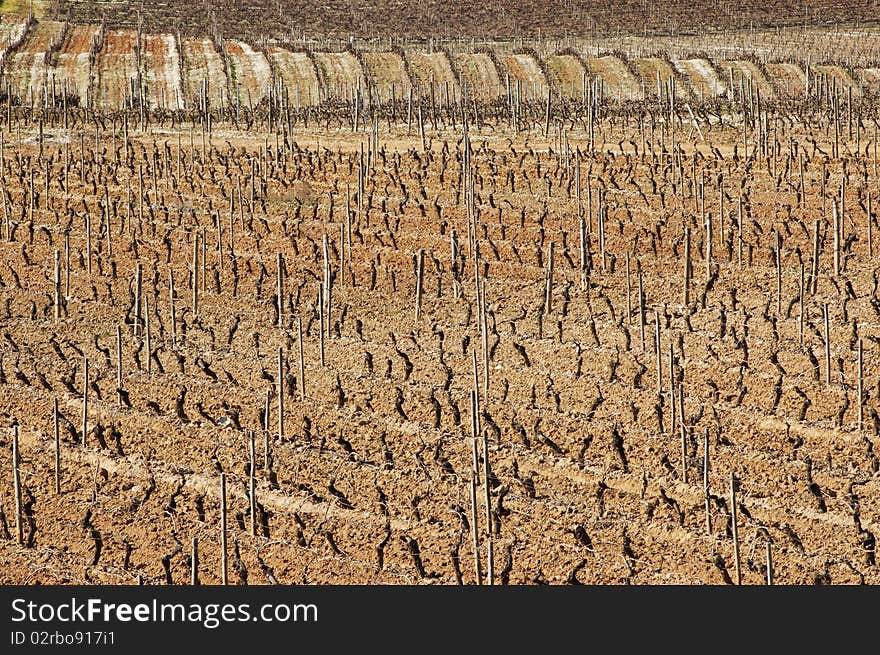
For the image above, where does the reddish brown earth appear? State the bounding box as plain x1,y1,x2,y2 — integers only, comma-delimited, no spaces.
0,102,878,585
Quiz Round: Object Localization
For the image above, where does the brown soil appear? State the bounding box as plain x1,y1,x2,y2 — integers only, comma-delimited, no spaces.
0,103,878,586
47,0,880,42
94,29,139,110
362,52,411,104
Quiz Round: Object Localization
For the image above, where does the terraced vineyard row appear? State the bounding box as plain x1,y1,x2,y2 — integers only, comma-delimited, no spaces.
0,16,878,111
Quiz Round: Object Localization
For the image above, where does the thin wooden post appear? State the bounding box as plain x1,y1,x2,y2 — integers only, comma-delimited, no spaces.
415,248,425,322
192,231,199,318
737,199,743,267
297,316,306,401
683,227,691,305
82,358,89,448
201,226,207,293
638,268,645,351
483,431,493,585
263,428,270,476
144,295,152,374
220,472,228,585
731,473,741,585
12,424,23,544
64,231,71,299
191,537,199,585
277,252,284,328
318,285,326,367
163,270,175,348
469,472,482,585
811,219,820,295
339,222,345,289
775,230,782,316
134,262,142,336
277,348,285,441
323,234,331,331
833,199,840,277
703,429,711,534
799,262,805,345
249,429,257,537
679,384,687,483
85,211,92,278
858,338,864,432
53,249,61,322
705,211,712,281
544,241,554,315
116,324,123,405
479,277,490,399
765,540,773,585
654,312,662,395
823,303,831,386
669,342,676,436
53,398,60,494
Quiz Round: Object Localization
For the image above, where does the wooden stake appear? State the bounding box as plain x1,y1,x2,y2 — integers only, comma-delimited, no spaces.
703,429,711,534
134,262,142,336
85,211,92,277
775,230,782,316
12,424,23,545
192,231,199,318
191,537,199,585
64,231,70,299
277,348,285,441
811,220,820,295
731,473,741,585
297,316,306,401
169,270,178,349
53,249,61,322
823,303,831,386
654,312,662,395
544,241,554,315
339,222,345,289
799,262,805,345
469,472,482,585
683,227,691,306
705,211,712,281
144,295,152,374
679,386,687,483
832,199,840,277
415,248,424,322
249,429,257,537
858,338,864,432
669,342,676,436
638,268,645,352
219,472,228,585
737,199,743,268
482,431,493,585
116,324,123,405
318,285,325,367
53,398,60,494
277,252,284,328
765,540,773,585
480,277,490,398
201,226,207,293
263,428,270,476
82,358,89,448
323,234,331,331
